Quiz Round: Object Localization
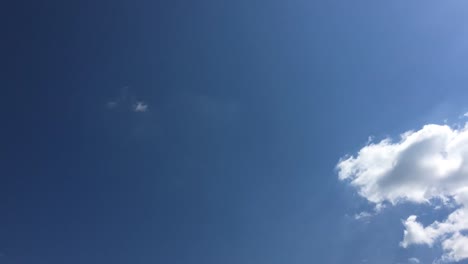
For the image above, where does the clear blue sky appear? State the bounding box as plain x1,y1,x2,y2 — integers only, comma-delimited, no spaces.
3,1,468,263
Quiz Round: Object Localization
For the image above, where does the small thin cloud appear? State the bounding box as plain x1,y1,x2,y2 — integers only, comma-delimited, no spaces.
134,102,148,112
106,101,118,109
354,211,373,220
408,257,420,264
106,87,149,113
457,111,468,119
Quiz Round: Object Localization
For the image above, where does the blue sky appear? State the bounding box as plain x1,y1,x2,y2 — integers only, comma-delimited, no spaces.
3,1,468,263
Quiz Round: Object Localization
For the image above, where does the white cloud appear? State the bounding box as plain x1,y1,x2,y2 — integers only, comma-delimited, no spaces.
106,87,150,113
408,257,420,264
354,211,373,220
400,215,437,248
134,102,148,112
442,232,468,262
337,123,468,262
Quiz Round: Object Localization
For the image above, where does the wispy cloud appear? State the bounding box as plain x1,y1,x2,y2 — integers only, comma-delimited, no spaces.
106,87,148,113
106,101,118,109
133,102,148,112
354,211,373,220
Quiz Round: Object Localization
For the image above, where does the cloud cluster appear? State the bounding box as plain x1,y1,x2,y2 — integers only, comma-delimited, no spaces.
337,124,468,262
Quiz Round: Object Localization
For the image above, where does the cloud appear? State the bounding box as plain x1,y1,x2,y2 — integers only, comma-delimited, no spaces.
442,232,468,262
354,211,373,220
337,123,468,262
106,101,118,109
408,257,420,264
105,87,149,113
133,102,148,112
400,215,436,247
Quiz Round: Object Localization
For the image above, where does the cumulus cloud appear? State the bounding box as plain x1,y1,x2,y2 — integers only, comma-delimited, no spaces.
400,215,437,247
442,232,468,262
337,123,468,262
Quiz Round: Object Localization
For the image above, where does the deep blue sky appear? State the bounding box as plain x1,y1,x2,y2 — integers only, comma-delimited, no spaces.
3,1,468,263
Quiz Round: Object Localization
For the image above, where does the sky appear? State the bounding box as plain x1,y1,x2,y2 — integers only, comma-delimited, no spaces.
3,1,468,264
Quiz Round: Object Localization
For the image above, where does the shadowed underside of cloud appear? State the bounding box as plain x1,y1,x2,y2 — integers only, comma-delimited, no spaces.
337,123,468,262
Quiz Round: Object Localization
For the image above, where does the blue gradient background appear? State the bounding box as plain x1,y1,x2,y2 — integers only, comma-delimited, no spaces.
2,1,468,263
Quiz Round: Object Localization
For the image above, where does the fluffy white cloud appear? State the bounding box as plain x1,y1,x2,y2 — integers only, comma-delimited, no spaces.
442,232,468,262
400,215,437,248
337,123,468,262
